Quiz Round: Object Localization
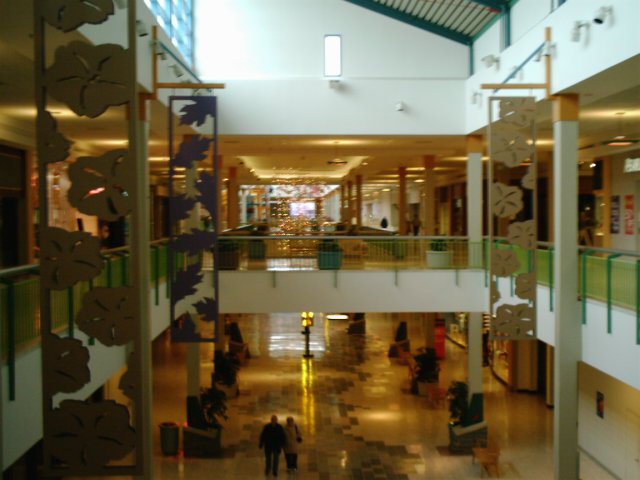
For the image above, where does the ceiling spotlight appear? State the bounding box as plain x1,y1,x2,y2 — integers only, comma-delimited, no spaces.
593,6,612,25
570,21,589,42
170,64,184,78
481,54,499,69
135,20,149,37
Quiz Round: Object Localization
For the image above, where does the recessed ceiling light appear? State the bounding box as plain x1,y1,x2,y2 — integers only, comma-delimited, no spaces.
414,179,425,183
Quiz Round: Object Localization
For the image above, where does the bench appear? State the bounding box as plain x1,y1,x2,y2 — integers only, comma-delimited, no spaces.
472,439,500,477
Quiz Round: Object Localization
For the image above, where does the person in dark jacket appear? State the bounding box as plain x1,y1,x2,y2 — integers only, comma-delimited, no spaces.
259,415,286,476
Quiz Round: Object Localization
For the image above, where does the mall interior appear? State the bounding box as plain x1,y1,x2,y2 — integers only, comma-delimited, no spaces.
1,0,640,479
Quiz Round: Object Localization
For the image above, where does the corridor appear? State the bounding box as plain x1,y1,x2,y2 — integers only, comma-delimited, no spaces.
148,312,566,480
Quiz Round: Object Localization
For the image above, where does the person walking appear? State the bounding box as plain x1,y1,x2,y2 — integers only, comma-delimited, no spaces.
259,415,286,477
283,416,302,472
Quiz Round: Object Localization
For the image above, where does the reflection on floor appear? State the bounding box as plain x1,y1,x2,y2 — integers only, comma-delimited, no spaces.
148,312,561,479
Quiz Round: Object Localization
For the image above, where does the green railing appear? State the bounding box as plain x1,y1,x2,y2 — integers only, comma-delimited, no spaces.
491,241,640,345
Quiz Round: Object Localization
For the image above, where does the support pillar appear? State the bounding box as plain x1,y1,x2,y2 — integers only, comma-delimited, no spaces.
340,182,346,223
347,179,354,224
227,166,238,229
424,312,436,348
217,155,224,231
398,167,407,234
355,174,363,229
552,93,580,480
423,155,436,236
467,135,483,267
467,311,483,422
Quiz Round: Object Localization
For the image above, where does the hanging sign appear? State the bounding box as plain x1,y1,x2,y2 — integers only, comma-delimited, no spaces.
610,195,620,234
625,194,634,234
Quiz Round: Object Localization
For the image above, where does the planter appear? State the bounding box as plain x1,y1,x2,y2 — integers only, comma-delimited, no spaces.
218,250,240,270
215,381,239,399
248,240,266,259
318,250,343,270
426,250,452,269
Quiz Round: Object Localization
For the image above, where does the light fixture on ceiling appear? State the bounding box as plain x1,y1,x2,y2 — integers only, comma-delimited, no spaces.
328,141,347,165
593,6,612,25
471,91,481,104
570,21,589,42
481,54,499,69
603,112,639,146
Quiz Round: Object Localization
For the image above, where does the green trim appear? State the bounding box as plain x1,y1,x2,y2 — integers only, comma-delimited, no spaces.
636,260,640,345
581,250,596,324
606,254,622,334
1,278,16,401
469,43,475,76
344,0,472,45
503,5,511,48
470,0,510,9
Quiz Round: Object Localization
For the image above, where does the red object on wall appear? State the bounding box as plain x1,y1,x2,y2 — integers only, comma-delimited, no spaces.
434,317,446,359
625,194,634,234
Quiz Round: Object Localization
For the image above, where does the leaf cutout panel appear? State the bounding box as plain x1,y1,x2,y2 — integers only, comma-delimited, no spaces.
179,97,216,127
491,182,523,218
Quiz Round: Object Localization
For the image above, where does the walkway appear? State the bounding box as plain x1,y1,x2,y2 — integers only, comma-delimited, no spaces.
150,313,556,479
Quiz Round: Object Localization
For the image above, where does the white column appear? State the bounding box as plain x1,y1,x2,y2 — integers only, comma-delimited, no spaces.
467,135,483,267
423,155,436,236
552,94,580,480
239,189,248,224
467,312,483,397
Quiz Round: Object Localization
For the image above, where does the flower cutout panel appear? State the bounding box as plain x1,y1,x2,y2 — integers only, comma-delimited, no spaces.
522,165,536,190
491,182,523,218
41,0,115,32
44,41,130,118
43,334,91,395
491,248,521,277
515,272,536,300
118,351,139,400
493,303,535,339
491,124,532,168
40,227,103,290
75,287,136,346
67,149,133,221
499,97,535,128
37,111,73,164
49,399,136,469
507,220,536,250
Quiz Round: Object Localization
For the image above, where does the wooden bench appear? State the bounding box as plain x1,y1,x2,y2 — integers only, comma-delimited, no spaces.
472,439,500,477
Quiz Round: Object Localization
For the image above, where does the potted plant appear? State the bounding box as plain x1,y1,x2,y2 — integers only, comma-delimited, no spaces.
248,224,268,260
317,239,343,270
426,238,452,268
212,350,240,398
446,380,469,426
200,385,228,428
412,347,440,395
217,238,241,270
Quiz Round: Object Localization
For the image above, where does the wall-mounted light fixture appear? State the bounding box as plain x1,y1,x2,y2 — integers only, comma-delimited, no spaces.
471,91,481,104
593,6,612,25
481,54,500,69
135,20,149,37
154,41,167,60
570,21,590,42
170,64,184,78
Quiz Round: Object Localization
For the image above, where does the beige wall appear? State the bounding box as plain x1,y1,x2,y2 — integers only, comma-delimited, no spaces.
578,361,640,480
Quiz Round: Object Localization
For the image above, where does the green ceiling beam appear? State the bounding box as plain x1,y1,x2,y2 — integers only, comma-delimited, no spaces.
469,0,509,11
344,0,472,46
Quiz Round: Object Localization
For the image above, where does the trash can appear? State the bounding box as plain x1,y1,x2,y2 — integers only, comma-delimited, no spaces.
159,422,179,456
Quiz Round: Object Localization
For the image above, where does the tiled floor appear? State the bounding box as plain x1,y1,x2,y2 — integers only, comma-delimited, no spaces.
149,313,560,479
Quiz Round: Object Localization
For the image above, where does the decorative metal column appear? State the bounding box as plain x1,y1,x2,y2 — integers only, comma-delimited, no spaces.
488,97,537,340
35,0,151,475
167,96,219,343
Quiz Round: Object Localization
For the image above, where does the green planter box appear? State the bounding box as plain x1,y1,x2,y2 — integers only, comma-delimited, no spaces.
248,240,266,259
318,250,343,270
